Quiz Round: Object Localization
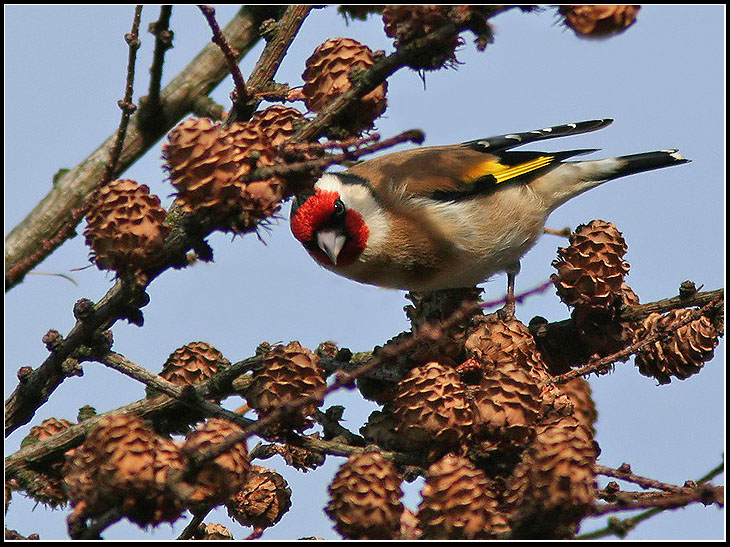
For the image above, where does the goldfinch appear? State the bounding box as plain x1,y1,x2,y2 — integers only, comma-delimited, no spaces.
290,119,688,304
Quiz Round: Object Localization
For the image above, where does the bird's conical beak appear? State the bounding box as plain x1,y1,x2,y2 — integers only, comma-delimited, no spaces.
316,229,347,266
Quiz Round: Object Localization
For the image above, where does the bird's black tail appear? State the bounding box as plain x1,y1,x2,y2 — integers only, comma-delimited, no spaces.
608,150,690,179
534,149,690,212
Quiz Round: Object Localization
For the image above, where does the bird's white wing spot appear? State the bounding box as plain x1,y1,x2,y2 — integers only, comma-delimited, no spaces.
663,149,686,161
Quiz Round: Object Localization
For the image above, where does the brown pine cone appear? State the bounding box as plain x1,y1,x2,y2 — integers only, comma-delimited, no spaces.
417,453,509,539
506,414,598,539
570,282,641,359
465,317,551,380
551,220,630,310
559,5,640,38
559,377,598,435
360,331,428,404
467,359,544,450
19,418,75,508
360,407,410,453
250,105,307,149
160,341,229,388
27,417,75,441
227,465,292,531
62,414,186,526
163,117,241,218
199,522,234,540
63,441,98,519
223,119,286,224
530,283,641,375
404,288,483,328
325,451,404,540
84,179,169,276
247,105,321,191
633,308,720,384
274,434,326,472
383,6,495,70
149,341,231,433
383,5,461,70
181,418,250,508
391,361,474,457
302,37,387,135
163,117,285,233
149,436,188,524
245,341,326,435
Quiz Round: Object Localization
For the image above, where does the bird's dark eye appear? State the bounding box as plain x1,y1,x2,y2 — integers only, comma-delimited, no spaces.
332,198,346,219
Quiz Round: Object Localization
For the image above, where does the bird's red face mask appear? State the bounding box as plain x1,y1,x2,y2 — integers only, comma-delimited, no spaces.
290,189,369,267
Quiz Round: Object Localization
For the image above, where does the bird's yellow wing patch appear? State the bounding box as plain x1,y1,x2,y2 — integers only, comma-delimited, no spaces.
463,155,556,185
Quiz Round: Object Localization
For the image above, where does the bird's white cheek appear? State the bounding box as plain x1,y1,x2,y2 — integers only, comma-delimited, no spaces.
348,205,389,258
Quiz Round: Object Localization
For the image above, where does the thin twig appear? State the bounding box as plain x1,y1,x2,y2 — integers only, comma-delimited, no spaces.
596,464,690,494
242,5,313,116
589,485,723,516
237,129,425,191
619,287,724,323
215,4,314,126
147,5,174,105
199,5,250,118
177,509,212,540
96,351,255,427
577,461,725,539
102,5,143,186
139,5,174,131
73,507,124,540
481,278,555,310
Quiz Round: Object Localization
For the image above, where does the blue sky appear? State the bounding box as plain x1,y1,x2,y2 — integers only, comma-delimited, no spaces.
5,5,725,540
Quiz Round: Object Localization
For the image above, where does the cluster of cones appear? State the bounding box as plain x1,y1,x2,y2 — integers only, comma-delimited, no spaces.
83,33,394,278
335,304,598,539
17,341,302,538
551,220,720,384
17,219,722,538
323,220,720,540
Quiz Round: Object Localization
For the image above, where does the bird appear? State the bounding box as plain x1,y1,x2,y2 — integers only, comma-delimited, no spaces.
290,119,689,312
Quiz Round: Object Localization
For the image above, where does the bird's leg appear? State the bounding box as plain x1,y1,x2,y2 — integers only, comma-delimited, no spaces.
499,262,521,320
